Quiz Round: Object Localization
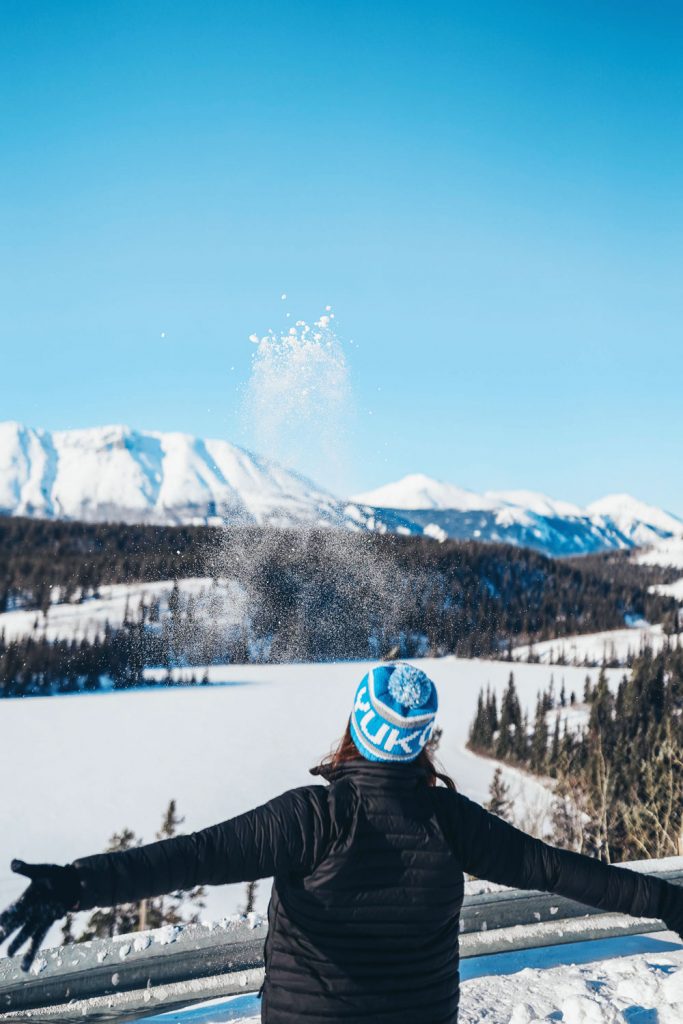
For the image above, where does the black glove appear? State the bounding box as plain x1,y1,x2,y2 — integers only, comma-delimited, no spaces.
0,860,80,972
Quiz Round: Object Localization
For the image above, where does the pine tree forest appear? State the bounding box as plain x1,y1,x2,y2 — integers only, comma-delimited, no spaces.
469,645,683,864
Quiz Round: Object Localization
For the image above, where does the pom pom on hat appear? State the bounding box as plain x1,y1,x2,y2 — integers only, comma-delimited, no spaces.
387,663,432,709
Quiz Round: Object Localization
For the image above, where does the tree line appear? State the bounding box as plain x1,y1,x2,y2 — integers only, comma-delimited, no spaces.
0,520,679,697
469,643,683,863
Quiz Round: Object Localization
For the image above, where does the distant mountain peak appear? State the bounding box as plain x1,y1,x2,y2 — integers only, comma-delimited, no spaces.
587,493,683,546
351,471,683,560
351,473,498,512
485,489,585,520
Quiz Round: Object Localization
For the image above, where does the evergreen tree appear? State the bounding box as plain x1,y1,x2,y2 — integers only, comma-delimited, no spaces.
468,691,487,750
530,695,549,773
486,687,499,737
550,714,561,765
1,517,677,693
485,767,513,822
496,673,522,760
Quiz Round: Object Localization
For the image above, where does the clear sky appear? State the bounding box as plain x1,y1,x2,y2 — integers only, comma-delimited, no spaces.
1,1,682,510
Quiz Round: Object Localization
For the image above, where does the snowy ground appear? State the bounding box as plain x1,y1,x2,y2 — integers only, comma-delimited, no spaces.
0,578,243,643
142,933,683,1023
459,942,683,1023
636,538,683,570
0,657,622,930
651,578,683,602
512,623,671,667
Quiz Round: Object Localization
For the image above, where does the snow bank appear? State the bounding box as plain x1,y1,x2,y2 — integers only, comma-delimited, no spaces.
460,936,683,1023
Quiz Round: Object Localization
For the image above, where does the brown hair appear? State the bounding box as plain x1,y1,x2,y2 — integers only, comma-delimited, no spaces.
311,720,456,790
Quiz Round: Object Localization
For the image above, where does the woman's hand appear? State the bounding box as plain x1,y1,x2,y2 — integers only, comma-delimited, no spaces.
0,860,80,972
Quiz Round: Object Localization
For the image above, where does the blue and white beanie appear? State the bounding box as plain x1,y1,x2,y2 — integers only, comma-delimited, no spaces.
350,663,438,763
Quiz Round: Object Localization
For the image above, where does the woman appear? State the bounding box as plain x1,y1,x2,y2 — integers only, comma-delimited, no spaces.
2,662,683,1023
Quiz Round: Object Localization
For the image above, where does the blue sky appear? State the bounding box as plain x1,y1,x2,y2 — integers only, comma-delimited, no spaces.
1,1,682,509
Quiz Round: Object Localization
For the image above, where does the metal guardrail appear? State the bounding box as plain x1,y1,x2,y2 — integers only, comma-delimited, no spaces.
0,918,268,1024
1,869,681,1023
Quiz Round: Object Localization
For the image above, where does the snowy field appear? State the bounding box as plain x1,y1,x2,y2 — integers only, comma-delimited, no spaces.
512,623,670,667
0,578,242,643
636,537,683,570
0,657,622,929
652,578,683,602
637,539,683,601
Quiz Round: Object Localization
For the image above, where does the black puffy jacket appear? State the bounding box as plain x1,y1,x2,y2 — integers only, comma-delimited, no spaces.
72,759,681,1023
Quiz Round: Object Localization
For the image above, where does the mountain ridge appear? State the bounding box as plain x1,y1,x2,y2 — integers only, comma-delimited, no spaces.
0,421,414,535
353,474,683,558
1,422,682,560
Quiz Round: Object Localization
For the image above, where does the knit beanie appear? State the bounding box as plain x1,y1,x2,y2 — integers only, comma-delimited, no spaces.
350,663,438,763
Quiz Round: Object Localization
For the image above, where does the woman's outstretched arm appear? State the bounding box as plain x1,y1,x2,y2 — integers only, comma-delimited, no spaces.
0,785,330,970
73,786,330,909
436,789,683,934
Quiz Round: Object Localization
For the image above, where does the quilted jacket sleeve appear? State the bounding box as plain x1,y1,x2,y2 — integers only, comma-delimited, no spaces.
72,786,331,911
436,789,680,923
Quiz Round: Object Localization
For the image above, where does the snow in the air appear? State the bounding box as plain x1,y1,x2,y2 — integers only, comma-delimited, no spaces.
242,311,349,478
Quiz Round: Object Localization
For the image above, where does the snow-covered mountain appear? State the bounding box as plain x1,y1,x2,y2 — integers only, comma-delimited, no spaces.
2,423,682,559
353,474,683,559
587,493,683,547
356,474,500,514
0,422,413,533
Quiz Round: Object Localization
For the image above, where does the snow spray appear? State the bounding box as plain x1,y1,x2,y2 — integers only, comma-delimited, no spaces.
202,301,408,668
242,303,351,491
